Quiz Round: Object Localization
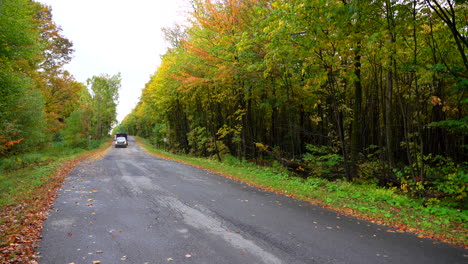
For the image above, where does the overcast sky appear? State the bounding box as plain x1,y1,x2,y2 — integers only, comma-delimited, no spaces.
39,0,191,122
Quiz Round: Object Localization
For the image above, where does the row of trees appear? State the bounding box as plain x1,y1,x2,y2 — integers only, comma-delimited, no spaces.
0,0,120,155
64,74,121,148
120,0,466,202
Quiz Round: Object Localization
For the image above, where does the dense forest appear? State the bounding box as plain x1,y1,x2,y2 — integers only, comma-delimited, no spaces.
118,0,467,206
0,0,120,154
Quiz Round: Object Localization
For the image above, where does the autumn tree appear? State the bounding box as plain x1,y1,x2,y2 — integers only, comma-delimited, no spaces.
0,0,48,155
33,3,81,138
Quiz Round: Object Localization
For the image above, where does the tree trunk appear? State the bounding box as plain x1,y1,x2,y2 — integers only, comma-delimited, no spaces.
351,42,363,165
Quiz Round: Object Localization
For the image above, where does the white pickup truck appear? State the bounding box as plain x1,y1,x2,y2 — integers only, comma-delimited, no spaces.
114,133,128,148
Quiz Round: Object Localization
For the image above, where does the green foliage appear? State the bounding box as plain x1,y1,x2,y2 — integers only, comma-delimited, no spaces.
430,116,468,135
62,88,94,147
187,126,210,156
87,73,121,139
151,123,167,146
0,0,48,155
394,155,467,209
0,0,89,157
303,144,343,179
187,126,229,157
63,110,89,148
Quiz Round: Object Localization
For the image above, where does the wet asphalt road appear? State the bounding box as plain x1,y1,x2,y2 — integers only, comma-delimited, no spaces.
37,137,466,264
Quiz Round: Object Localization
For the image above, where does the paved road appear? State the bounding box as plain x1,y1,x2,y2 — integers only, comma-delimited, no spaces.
37,137,466,264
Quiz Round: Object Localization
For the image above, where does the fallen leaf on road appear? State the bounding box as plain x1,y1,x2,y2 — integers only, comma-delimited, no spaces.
68,232,73,236
112,234,118,237
119,228,123,232
87,199,93,201
86,203,93,207
326,227,333,229
386,230,395,233
235,230,241,233
96,251,103,253
92,261,101,264
167,257,174,261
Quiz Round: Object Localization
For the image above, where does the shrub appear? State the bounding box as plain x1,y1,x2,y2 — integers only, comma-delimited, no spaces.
394,155,467,209
302,144,343,179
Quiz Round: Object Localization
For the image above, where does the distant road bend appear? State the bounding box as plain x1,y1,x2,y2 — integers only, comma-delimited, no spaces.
38,136,467,264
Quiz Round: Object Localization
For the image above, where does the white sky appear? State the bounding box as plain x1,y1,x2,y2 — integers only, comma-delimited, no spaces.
38,0,191,122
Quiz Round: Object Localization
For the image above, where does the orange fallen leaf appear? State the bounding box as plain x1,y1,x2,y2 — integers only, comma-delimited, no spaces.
112,234,118,237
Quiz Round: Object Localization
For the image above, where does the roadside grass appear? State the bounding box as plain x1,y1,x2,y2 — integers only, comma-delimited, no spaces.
0,139,109,208
0,139,111,262
137,137,467,248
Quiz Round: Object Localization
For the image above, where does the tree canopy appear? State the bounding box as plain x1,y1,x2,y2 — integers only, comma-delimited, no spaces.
0,0,120,154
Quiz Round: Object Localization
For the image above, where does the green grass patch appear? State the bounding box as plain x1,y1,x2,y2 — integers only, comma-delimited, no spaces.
0,138,109,209
137,137,467,247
